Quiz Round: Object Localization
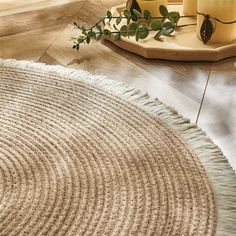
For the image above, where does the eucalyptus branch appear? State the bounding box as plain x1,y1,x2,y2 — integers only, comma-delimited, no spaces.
73,5,196,51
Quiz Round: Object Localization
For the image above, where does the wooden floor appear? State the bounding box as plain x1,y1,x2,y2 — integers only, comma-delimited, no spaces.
0,0,236,170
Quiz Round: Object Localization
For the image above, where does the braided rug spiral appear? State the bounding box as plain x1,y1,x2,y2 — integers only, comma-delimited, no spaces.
0,62,216,236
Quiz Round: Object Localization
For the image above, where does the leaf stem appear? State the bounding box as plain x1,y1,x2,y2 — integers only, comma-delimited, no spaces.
101,15,196,20
177,23,197,28
75,23,197,43
75,18,104,31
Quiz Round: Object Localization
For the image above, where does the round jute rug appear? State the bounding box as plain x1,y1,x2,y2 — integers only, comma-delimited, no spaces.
0,59,235,236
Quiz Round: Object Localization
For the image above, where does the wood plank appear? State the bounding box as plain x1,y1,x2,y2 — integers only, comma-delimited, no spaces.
198,57,236,170
0,1,85,61
38,0,208,122
74,0,211,107
0,26,63,60
0,1,84,37
0,0,84,17
103,40,211,105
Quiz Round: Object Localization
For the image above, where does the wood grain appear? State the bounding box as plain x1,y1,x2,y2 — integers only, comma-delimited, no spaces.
0,1,84,37
0,0,84,60
0,0,84,16
0,26,63,60
39,0,206,120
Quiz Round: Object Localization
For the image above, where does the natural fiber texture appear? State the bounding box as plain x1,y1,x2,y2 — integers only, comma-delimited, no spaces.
0,59,235,236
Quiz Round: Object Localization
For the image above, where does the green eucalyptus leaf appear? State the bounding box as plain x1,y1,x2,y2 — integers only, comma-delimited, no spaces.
103,29,112,37
163,21,175,28
141,22,148,28
106,10,112,22
168,16,175,24
154,28,165,40
168,12,180,24
151,20,162,30
127,18,131,25
127,22,139,36
86,37,91,44
143,10,151,20
77,36,85,43
82,30,88,36
137,25,149,39
88,31,94,37
123,9,132,18
162,27,175,36
113,33,121,41
116,16,122,25
107,10,112,18
159,5,168,17
120,25,128,37
133,9,142,18
96,24,102,33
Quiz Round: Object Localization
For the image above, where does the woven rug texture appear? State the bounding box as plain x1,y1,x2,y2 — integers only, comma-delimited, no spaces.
0,59,235,236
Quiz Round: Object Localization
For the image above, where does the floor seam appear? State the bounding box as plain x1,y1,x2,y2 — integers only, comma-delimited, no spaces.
37,0,86,62
195,67,212,124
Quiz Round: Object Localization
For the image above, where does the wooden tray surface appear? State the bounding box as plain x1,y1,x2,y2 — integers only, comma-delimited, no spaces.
106,4,236,61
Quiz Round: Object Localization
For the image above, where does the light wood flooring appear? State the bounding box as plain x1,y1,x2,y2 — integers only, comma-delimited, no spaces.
0,0,235,170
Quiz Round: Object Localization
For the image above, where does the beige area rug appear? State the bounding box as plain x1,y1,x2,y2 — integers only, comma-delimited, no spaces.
0,59,235,236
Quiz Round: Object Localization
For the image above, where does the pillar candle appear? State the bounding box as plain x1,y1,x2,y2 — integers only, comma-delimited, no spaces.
197,0,236,43
183,0,198,16
137,0,167,17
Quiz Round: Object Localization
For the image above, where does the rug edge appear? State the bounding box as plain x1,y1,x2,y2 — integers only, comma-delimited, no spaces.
1,58,236,236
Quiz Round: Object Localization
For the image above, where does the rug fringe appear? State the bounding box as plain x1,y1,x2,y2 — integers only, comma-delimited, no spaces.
1,58,236,235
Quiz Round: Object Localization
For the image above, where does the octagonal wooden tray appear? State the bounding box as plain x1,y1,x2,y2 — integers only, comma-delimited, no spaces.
106,4,236,61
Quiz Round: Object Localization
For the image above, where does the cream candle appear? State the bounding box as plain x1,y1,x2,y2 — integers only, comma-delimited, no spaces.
137,0,167,17
183,0,198,16
197,0,236,43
